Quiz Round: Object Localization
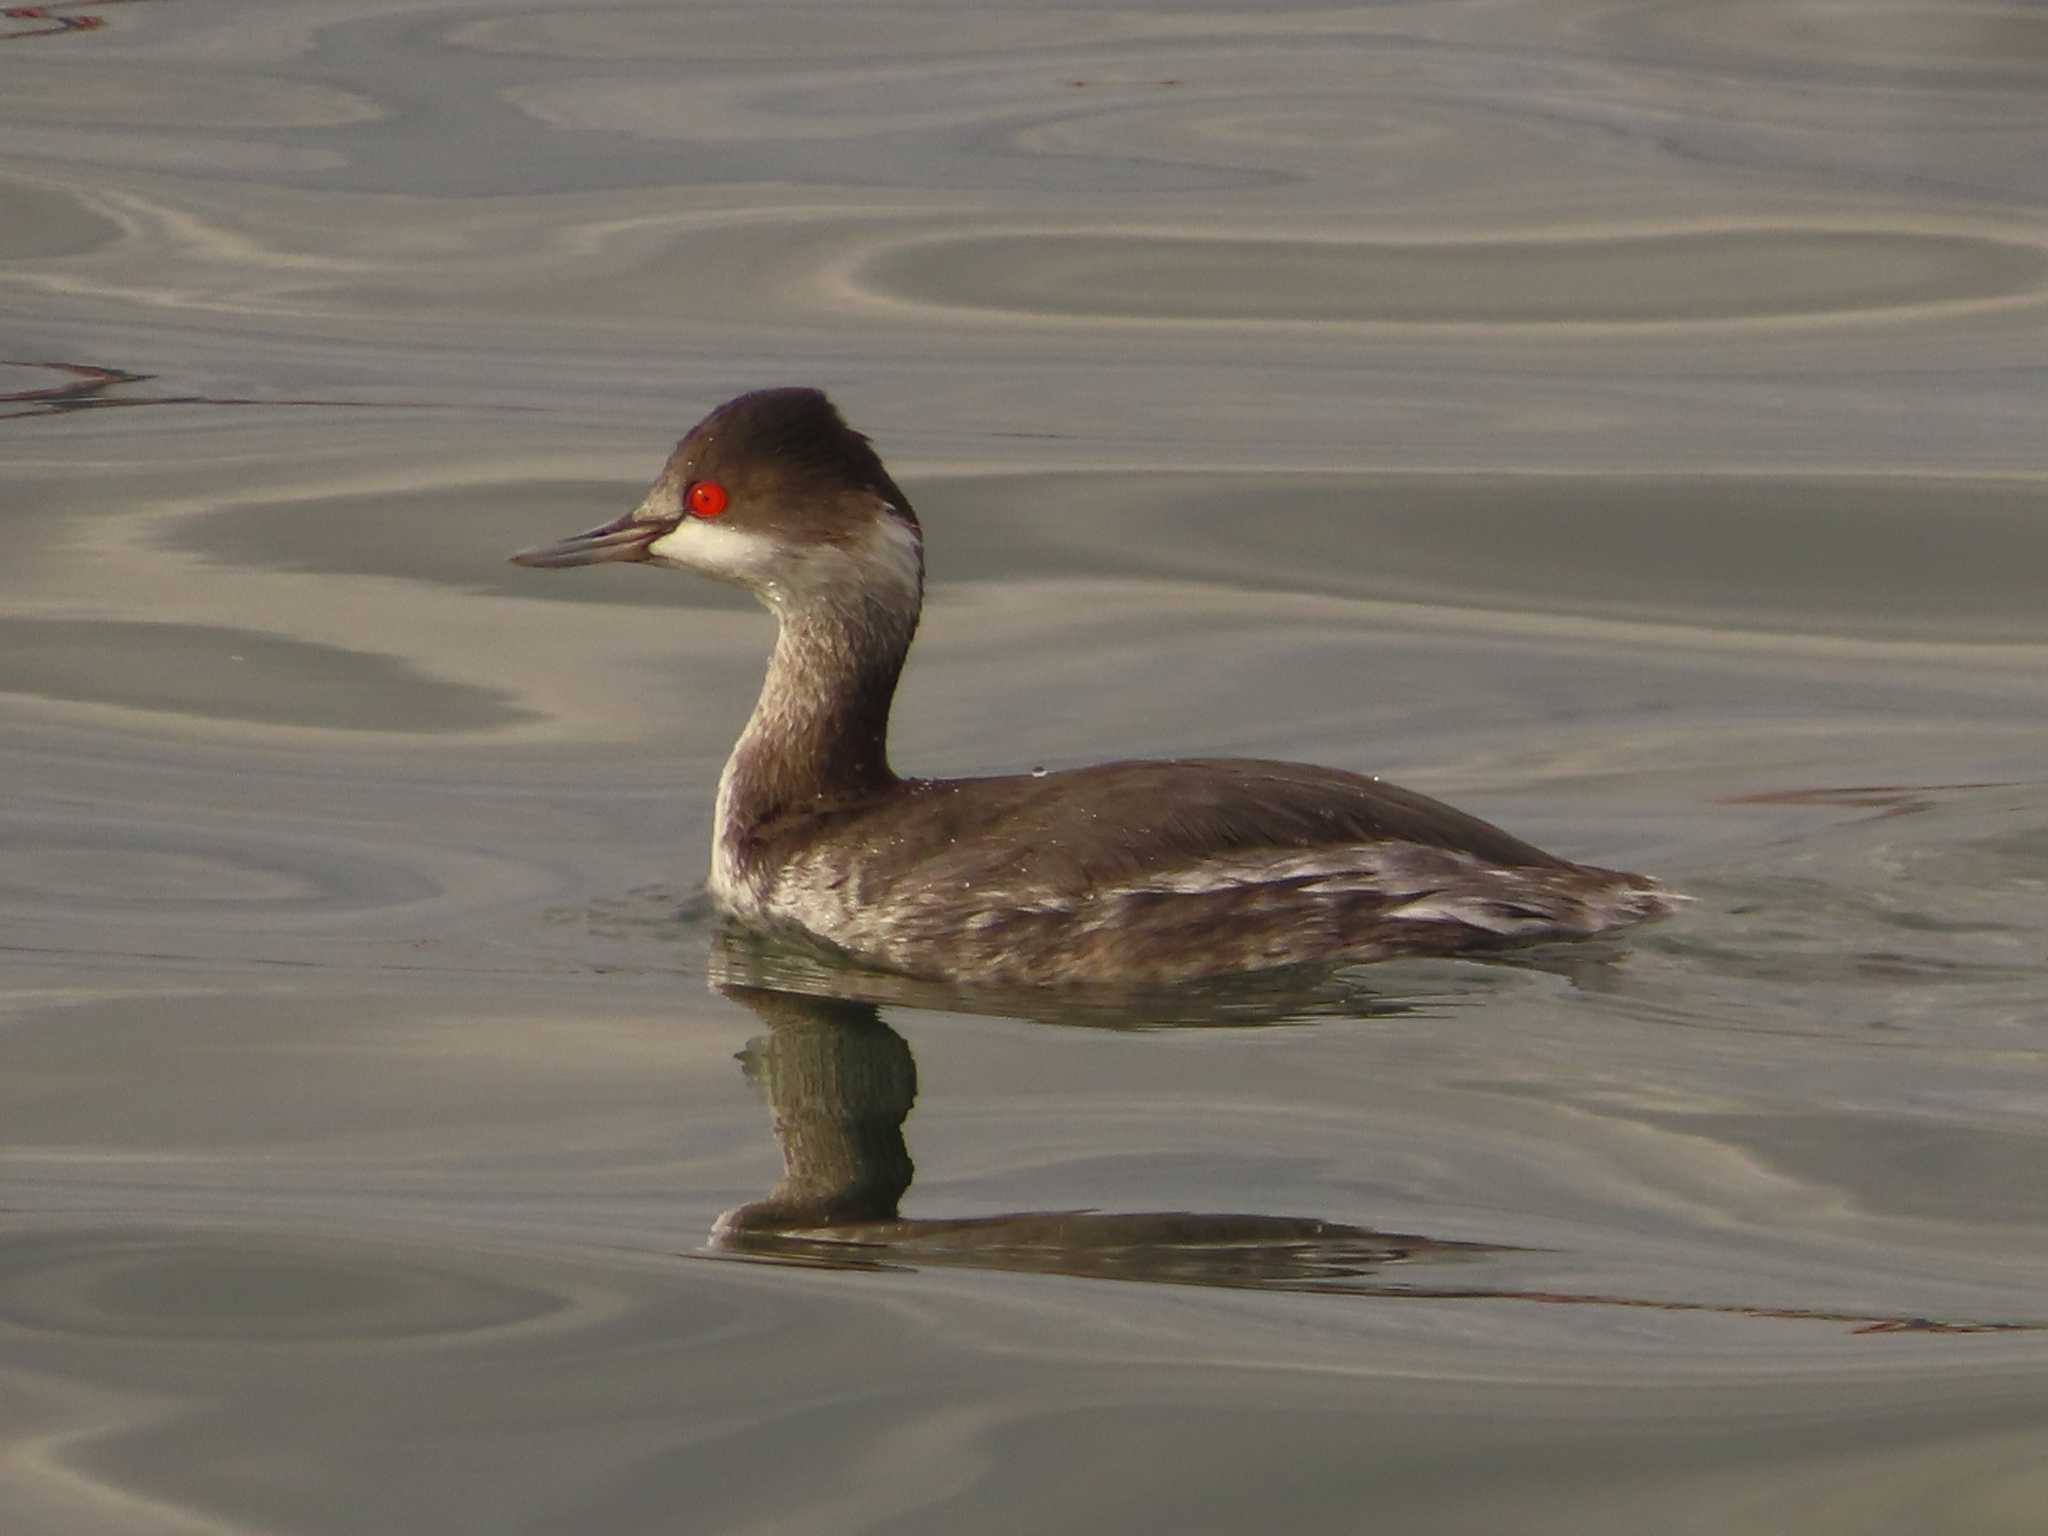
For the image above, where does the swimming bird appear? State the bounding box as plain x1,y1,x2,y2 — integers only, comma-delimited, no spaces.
511,388,1675,985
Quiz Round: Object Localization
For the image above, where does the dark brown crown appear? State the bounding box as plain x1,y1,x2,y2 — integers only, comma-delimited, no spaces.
676,388,917,536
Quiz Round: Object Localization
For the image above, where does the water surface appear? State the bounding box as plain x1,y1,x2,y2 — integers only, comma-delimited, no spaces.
4,2,2047,1531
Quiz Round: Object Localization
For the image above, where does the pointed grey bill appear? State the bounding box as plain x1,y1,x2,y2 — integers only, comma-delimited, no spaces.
509,508,681,568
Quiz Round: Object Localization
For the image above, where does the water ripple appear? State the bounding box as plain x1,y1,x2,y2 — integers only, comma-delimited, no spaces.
0,619,534,733
846,224,2048,331
0,1230,566,1344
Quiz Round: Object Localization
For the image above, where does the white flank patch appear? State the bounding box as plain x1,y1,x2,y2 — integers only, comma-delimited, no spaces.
1106,844,1481,902
1089,843,1666,940
1381,895,1554,936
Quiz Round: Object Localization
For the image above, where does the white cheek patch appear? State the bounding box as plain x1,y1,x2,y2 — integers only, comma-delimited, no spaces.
645,518,781,587
645,502,922,616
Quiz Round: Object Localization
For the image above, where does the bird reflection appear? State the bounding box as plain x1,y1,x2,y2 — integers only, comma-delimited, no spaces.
707,978,1504,1291
698,933,2043,1329
715,985,917,1233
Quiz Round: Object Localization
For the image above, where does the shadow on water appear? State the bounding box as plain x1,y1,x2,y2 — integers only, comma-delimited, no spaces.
696,938,2043,1333
0,358,540,417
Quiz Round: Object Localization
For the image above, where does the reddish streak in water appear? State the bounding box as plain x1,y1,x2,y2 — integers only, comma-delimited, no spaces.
1,0,155,41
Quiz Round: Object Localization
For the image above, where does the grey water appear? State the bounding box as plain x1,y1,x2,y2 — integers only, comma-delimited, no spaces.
4,1,2047,1531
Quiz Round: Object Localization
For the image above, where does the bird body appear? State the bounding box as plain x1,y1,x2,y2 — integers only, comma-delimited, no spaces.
512,388,1674,985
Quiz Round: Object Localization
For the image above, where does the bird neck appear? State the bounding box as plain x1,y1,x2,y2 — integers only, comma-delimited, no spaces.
719,590,918,831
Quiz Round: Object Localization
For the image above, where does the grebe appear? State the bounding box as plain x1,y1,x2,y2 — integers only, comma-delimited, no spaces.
511,388,1674,985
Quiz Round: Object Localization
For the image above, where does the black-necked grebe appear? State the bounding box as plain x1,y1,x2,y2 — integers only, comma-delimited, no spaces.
511,387,1675,985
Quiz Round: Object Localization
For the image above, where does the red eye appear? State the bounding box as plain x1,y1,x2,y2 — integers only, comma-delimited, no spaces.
687,480,729,518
